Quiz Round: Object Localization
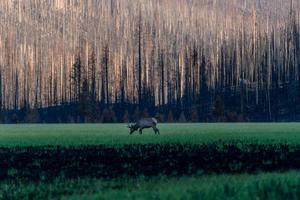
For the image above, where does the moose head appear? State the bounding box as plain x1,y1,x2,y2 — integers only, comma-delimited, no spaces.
127,123,139,134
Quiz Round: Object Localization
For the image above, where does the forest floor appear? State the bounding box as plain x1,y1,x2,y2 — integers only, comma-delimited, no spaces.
1,123,300,199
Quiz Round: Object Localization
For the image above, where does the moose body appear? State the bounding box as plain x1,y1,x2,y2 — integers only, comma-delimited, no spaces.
128,118,160,135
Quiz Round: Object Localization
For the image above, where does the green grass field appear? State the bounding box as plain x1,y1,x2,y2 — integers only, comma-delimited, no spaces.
0,123,300,147
1,123,300,200
2,171,300,200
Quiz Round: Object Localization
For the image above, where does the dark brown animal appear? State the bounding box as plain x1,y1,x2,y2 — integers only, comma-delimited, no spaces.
127,118,160,135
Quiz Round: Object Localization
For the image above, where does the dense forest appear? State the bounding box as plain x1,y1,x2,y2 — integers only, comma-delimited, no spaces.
0,0,300,123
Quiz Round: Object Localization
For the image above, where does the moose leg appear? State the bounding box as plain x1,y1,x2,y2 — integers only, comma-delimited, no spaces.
153,126,160,135
139,128,143,134
152,126,157,134
155,126,160,134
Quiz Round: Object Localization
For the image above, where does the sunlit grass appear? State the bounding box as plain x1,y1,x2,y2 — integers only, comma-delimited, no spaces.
0,123,299,147
2,171,300,200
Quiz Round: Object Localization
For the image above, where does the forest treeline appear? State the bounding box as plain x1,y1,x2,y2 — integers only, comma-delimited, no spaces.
0,0,300,123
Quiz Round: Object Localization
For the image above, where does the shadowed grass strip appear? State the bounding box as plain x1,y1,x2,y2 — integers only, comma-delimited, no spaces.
1,143,300,181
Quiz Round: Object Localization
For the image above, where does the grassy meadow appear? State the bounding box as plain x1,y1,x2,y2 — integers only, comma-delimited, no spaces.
0,123,300,147
2,171,300,200
1,123,300,199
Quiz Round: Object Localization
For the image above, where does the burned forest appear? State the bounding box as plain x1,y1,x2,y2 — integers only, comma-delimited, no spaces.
0,0,300,123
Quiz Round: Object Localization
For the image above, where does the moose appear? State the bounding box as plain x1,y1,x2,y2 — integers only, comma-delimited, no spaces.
127,118,160,135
